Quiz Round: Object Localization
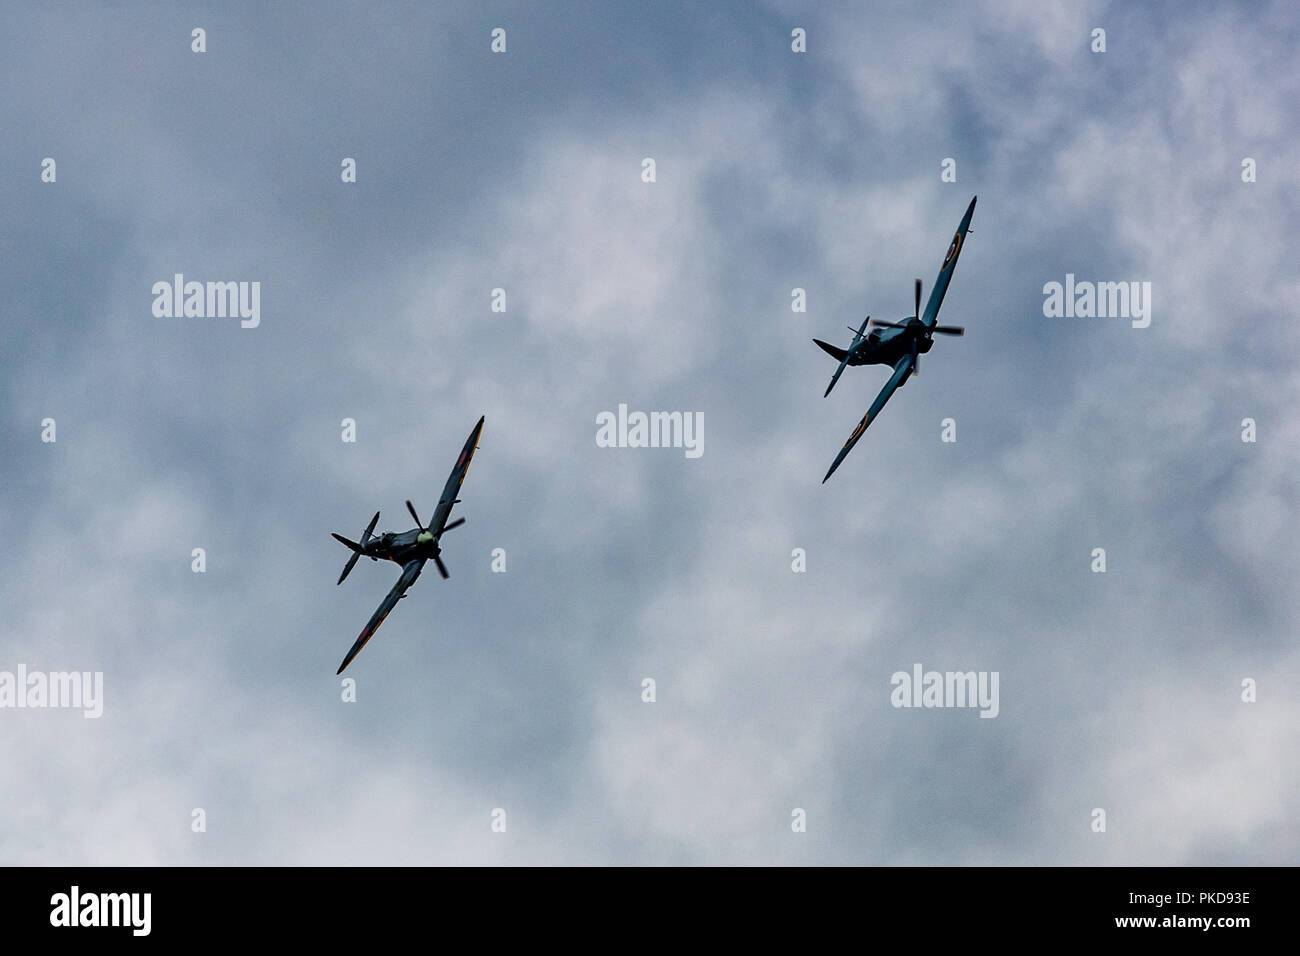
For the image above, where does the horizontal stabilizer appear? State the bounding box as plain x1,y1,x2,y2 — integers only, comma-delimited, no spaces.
333,533,363,585
813,339,849,362
332,533,361,552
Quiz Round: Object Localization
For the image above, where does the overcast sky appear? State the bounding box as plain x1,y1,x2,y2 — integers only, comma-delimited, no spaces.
1,0,1296,865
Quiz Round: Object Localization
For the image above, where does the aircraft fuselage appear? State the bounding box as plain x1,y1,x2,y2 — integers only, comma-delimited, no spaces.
360,528,441,565
848,320,934,368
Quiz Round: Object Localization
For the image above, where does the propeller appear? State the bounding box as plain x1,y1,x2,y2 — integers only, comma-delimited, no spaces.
409,499,459,577
335,511,380,585
868,279,967,378
912,278,922,375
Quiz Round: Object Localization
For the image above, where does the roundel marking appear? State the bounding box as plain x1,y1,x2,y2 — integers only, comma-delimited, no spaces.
943,231,962,269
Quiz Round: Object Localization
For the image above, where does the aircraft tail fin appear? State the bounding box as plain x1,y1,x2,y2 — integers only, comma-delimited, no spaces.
332,533,362,585
332,512,379,585
816,334,861,398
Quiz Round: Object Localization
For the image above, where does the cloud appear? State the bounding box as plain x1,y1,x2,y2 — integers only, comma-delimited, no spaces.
1,0,1294,865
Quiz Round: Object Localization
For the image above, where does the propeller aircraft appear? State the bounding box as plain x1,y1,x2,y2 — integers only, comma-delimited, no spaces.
330,415,485,673
814,196,976,482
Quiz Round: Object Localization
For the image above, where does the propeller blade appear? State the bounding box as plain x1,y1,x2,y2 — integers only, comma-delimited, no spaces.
868,319,911,330
442,517,466,533
914,278,922,319
433,555,450,579
406,500,424,530
910,338,919,376
361,511,380,545
932,325,964,336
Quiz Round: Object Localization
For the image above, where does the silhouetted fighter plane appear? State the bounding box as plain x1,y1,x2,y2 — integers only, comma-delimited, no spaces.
331,416,484,673
815,196,976,482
